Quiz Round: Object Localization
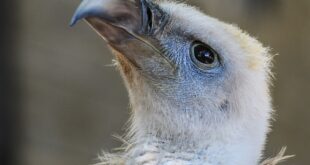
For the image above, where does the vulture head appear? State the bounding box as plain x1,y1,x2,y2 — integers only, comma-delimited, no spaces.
71,0,290,164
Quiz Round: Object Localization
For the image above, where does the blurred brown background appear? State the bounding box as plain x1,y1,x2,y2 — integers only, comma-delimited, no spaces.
1,0,309,165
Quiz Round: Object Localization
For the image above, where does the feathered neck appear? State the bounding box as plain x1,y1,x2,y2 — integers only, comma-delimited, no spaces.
95,57,294,165
96,89,293,165
96,139,292,165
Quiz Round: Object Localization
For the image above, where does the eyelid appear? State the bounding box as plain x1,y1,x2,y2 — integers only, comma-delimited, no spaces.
190,41,221,71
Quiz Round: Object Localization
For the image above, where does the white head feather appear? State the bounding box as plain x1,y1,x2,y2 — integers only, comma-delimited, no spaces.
71,0,291,164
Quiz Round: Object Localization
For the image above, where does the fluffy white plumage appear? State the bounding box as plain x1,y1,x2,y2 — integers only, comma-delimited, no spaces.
71,0,292,164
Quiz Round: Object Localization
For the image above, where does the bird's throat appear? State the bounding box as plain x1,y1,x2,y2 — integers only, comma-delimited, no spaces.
121,90,265,165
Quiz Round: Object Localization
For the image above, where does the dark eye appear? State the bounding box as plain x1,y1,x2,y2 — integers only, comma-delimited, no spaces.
190,41,220,70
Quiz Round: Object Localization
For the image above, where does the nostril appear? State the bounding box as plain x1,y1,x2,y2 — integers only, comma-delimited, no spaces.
146,5,153,32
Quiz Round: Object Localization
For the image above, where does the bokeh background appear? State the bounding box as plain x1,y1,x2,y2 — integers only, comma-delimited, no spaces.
1,0,309,165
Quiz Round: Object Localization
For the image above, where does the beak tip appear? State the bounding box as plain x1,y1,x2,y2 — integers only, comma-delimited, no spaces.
70,0,89,27
70,0,102,27
70,6,87,27
70,15,79,27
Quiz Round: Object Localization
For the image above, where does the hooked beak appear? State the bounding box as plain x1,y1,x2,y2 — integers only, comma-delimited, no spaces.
71,0,144,43
71,0,174,78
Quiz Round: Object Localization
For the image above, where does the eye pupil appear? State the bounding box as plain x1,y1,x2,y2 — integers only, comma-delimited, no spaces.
195,47,215,64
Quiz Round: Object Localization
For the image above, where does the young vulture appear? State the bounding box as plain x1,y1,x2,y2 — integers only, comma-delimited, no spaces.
71,0,292,164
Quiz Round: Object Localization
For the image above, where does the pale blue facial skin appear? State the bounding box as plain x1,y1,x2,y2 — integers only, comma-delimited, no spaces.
153,29,229,113
134,3,229,111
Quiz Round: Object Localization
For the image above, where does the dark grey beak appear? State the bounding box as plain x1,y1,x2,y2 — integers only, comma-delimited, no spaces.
70,0,143,29
71,0,145,43
71,0,174,78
